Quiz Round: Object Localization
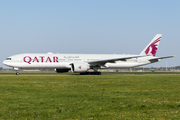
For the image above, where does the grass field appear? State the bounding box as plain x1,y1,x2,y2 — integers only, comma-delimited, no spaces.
0,74,180,119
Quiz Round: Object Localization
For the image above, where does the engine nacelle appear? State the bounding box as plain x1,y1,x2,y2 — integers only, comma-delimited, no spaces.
55,69,70,73
71,62,89,73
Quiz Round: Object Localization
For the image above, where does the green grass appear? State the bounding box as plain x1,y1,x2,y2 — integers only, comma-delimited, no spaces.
0,75,180,119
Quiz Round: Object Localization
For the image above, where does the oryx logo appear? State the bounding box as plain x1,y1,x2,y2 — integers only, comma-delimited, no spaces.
78,66,82,69
145,37,161,57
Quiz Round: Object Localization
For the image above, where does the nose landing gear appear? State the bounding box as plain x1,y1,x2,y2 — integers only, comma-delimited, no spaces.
14,68,20,75
16,72,20,75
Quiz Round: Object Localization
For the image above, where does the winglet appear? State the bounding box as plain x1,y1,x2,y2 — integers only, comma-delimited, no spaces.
140,34,162,57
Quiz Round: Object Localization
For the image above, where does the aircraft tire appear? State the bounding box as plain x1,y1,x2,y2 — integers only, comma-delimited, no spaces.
80,72,101,75
91,72,95,75
80,72,88,75
16,72,20,75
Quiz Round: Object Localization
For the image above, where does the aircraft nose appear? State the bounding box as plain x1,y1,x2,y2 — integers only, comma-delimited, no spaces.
3,60,7,65
3,60,10,66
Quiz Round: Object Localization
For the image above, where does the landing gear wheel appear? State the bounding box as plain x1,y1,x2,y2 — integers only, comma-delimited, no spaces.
16,72,20,75
80,72,101,75
98,72,101,75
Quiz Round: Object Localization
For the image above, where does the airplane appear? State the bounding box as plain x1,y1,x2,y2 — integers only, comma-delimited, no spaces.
3,34,174,75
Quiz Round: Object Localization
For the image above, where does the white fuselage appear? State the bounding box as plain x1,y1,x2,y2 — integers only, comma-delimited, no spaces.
3,53,155,70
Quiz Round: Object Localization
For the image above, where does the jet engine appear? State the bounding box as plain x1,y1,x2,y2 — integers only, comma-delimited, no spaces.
71,63,89,73
55,69,70,73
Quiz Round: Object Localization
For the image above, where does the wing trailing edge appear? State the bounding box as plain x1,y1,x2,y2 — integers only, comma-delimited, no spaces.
88,55,145,65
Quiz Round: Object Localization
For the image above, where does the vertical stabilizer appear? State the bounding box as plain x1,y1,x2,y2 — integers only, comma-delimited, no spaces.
140,34,162,57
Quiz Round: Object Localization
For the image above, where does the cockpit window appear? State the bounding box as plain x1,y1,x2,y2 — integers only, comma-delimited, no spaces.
6,58,12,60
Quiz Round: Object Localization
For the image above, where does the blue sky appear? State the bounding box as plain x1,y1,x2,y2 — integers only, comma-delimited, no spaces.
0,0,179,67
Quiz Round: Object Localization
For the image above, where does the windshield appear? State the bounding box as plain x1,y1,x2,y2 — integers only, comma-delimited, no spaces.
6,58,12,60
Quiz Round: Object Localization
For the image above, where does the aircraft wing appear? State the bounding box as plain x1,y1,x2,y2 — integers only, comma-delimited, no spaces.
88,55,144,65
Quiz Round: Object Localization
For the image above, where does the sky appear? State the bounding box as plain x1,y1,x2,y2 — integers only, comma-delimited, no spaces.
0,0,180,68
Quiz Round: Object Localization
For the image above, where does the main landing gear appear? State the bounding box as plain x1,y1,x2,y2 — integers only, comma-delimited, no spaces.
80,67,101,75
80,72,101,75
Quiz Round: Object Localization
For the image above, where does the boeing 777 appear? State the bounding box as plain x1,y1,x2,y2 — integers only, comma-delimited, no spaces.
3,34,174,75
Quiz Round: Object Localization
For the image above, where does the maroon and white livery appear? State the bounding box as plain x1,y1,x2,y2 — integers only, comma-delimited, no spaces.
3,34,174,75
141,34,161,57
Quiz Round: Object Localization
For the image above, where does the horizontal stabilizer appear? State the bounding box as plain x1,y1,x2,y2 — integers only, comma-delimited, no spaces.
149,56,175,61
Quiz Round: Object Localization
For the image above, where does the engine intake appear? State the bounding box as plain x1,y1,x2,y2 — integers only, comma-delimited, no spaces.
71,63,89,73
